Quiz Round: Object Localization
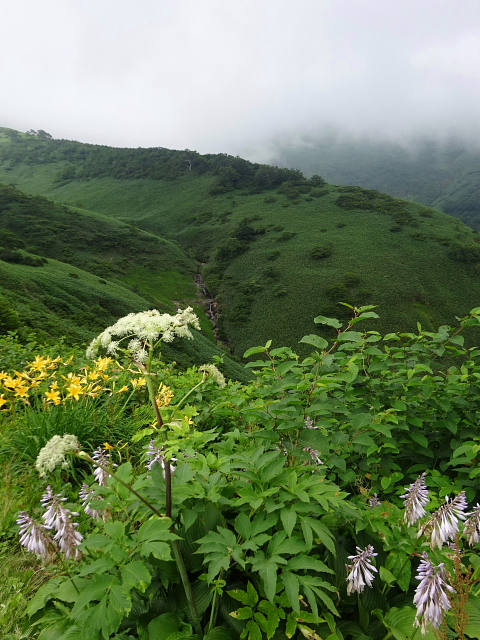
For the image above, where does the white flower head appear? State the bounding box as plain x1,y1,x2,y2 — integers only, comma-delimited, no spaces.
414,552,455,634
35,434,80,477
426,491,469,549
401,472,430,525
86,308,200,359
199,364,226,388
346,545,378,595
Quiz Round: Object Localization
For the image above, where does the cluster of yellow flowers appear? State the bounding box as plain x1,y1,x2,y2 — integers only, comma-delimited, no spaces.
0,355,148,411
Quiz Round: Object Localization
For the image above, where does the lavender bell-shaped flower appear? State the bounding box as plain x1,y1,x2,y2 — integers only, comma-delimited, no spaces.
427,491,469,549
346,545,378,595
17,512,55,560
465,503,480,546
145,440,176,478
401,472,430,525
79,483,104,519
91,447,116,486
414,552,455,634
41,486,83,560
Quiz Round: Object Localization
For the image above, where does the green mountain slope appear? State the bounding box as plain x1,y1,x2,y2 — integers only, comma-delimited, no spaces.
270,133,480,229
2,128,480,356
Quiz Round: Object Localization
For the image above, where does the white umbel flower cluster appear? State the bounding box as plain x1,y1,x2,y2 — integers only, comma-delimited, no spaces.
414,552,455,634
199,364,226,388
401,472,430,525
346,545,378,594
86,308,200,359
35,434,80,477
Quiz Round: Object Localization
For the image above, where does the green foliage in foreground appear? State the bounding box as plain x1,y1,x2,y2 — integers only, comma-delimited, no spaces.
4,307,480,638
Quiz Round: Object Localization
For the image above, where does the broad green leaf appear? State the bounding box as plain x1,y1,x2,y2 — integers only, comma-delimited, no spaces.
379,566,397,585
121,560,151,592
245,620,262,640
104,521,125,540
287,556,334,574
243,346,267,357
314,315,342,329
337,331,363,342
268,532,307,556
282,570,300,612
286,615,298,638
78,557,116,576
71,574,117,618
300,335,329,350
203,627,234,640
465,599,480,639
383,606,436,640
228,583,258,607
108,584,132,614
235,513,252,540
26,577,66,615
254,610,280,640
137,516,174,542
302,518,336,555
146,613,183,640
409,432,429,449
140,540,172,560
280,509,297,537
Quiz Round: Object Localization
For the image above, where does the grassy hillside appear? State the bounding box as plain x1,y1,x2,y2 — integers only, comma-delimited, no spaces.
2,129,480,357
270,133,480,229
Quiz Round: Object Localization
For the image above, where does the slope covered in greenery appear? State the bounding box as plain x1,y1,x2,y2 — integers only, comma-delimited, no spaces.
1,128,480,357
270,133,480,229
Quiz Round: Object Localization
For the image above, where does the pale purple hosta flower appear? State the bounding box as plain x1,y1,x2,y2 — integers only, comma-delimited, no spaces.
401,472,430,525
79,483,104,519
145,440,176,478
464,503,480,545
91,447,116,486
427,491,469,549
41,486,83,560
17,512,55,560
305,417,317,429
414,552,455,634
53,517,83,560
346,545,378,595
303,447,323,465
369,494,381,508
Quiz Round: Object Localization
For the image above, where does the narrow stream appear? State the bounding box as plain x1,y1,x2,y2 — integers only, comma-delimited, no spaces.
195,271,233,352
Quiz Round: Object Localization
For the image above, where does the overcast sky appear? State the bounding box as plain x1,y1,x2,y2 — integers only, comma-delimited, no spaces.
1,0,480,159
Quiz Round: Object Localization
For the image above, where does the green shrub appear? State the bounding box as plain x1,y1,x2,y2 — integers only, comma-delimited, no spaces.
310,244,333,259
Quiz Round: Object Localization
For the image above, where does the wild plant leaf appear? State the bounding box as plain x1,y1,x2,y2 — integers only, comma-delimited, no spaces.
268,532,307,557
70,574,119,618
120,560,151,592
104,521,125,540
230,606,253,620
299,335,329,350
281,570,300,612
78,557,116,576
251,552,281,602
280,508,297,537
137,516,175,542
108,584,132,615
140,540,172,561
203,627,234,640
300,517,336,555
25,577,66,615
286,556,334,574
244,620,262,640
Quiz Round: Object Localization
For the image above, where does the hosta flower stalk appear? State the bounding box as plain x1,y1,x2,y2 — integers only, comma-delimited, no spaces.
346,545,378,594
414,552,455,634
426,491,469,548
401,472,430,525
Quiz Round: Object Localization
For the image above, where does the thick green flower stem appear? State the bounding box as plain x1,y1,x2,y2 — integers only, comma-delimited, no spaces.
172,539,202,634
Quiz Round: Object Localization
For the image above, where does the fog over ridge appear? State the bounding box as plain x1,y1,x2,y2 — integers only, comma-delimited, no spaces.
1,0,480,159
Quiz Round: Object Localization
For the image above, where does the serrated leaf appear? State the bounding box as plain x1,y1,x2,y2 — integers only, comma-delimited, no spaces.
287,556,334,574
282,570,300,612
245,620,262,640
280,509,298,537
70,575,117,618
228,583,258,607
121,560,151,592
108,584,132,614
78,557,116,576
137,516,174,542
104,521,125,539
235,513,252,540
140,540,172,560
